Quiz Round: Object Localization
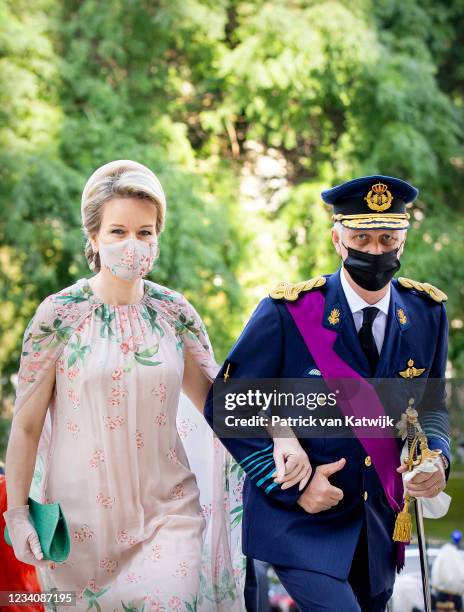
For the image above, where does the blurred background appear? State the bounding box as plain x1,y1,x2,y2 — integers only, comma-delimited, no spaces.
0,0,463,551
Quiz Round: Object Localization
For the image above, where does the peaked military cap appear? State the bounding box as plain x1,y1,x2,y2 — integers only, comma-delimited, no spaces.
321,174,418,230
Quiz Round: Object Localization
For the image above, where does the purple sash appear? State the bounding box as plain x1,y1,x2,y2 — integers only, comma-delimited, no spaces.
285,290,405,569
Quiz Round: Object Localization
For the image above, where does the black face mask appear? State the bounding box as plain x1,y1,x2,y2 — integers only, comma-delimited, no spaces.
341,242,403,291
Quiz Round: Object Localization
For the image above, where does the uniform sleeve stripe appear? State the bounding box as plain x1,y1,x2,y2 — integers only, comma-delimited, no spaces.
264,482,278,494
421,413,450,439
249,458,276,479
239,451,274,471
239,443,273,468
421,413,448,423
426,433,451,445
256,467,278,487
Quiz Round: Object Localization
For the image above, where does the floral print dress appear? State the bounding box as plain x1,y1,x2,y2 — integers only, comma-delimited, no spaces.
11,277,246,611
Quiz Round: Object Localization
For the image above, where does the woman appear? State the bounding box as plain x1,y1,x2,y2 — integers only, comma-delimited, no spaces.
3,160,310,610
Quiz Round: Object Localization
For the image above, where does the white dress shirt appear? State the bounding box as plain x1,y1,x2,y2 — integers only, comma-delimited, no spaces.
340,268,391,354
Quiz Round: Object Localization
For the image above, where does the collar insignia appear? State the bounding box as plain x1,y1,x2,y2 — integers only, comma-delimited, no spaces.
396,307,407,325
328,307,341,326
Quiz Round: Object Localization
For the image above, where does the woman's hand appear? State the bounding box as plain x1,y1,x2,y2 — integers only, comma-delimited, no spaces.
3,505,52,567
272,437,312,491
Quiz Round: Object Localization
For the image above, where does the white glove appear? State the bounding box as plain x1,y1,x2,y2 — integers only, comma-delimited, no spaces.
3,504,52,567
400,444,451,519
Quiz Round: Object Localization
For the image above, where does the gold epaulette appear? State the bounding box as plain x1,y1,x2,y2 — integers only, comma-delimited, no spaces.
397,277,447,303
269,276,326,301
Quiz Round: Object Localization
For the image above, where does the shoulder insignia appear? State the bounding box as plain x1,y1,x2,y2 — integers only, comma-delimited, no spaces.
269,276,326,301
397,277,447,303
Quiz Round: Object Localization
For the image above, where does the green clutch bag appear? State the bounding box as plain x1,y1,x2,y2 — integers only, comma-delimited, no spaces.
4,497,70,563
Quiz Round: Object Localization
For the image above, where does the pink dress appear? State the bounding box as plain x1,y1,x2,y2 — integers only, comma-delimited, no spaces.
11,277,246,611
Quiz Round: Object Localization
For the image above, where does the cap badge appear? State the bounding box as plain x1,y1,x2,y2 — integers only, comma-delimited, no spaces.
364,182,393,212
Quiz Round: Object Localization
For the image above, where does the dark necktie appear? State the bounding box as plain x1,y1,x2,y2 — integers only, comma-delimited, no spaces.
358,306,379,376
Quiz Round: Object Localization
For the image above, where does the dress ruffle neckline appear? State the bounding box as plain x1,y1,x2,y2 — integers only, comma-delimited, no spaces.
77,277,149,308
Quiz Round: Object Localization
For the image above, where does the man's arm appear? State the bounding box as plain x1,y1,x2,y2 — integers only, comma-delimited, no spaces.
403,302,451,497
204,297,310,508
419,302,451,479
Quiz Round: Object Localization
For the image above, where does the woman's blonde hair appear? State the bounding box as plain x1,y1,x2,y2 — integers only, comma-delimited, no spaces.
81,159,166,272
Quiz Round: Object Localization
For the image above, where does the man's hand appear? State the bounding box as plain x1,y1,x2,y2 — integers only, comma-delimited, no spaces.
296,458,346,514
396,455,446,498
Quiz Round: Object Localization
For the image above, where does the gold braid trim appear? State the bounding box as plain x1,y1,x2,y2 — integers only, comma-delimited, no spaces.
332,213,410,220
332,212,410,229
269,276,326,301
340,219,409,229
398,277,448,303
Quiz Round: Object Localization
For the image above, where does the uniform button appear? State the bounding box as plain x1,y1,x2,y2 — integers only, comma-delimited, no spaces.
363,491,368,501
364,455,372,467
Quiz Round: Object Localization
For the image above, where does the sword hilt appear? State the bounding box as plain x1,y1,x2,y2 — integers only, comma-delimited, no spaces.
405,406,421,470
401,405,433,611
405,404,442,468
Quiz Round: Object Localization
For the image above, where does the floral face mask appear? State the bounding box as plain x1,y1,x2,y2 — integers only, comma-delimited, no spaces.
98,237,158,281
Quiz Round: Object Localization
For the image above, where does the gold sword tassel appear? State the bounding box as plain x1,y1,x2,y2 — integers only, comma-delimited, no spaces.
393,494,413,543
393,407,442,543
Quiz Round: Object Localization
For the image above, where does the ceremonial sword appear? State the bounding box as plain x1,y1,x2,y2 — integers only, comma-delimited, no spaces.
405,406,442,612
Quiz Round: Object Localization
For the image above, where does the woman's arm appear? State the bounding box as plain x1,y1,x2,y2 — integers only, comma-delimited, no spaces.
182,347,311,490
3,365,55,566
178,293,312,503
182,346,212,414
3,292,67,566
5,365,55,509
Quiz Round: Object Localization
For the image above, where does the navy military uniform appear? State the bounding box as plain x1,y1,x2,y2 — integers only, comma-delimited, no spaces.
203,176,451,611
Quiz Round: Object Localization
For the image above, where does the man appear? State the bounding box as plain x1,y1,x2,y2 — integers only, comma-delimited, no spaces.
204,175,451,612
